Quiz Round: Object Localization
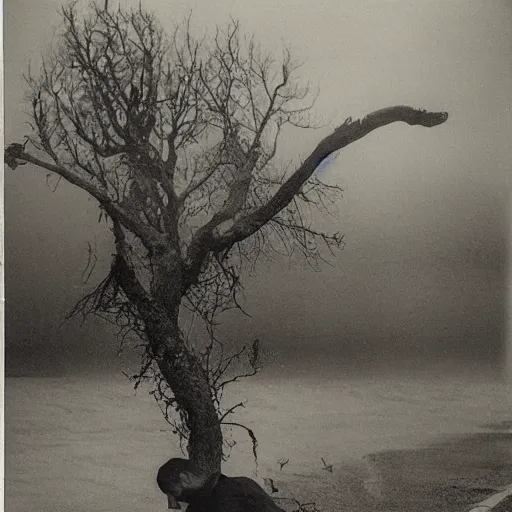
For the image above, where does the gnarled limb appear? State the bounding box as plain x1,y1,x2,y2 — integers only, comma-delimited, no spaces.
213,106,447,253
5,147,163,248
182,106,447,285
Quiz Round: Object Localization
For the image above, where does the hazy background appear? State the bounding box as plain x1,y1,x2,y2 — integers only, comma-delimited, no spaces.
5,3,512,511
5,0,512,378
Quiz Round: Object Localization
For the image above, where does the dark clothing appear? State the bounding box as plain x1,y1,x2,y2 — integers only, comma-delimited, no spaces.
186,474,285,512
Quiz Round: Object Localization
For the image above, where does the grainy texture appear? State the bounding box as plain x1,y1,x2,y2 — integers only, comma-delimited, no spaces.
489,494,512,512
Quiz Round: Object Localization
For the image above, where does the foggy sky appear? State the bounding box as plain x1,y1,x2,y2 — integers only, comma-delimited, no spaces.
5,0,512,377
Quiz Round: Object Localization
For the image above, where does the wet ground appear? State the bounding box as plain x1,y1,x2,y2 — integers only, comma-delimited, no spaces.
334,421,512,512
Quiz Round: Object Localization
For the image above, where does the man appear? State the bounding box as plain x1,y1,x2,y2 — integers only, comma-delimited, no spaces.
157,457,285,512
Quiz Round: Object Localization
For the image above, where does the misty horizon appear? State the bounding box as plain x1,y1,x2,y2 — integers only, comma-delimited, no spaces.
5,0,512,379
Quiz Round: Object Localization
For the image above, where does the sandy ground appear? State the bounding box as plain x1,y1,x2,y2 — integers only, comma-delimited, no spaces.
347,431,512,511
5,373,512,511
492,494,512,512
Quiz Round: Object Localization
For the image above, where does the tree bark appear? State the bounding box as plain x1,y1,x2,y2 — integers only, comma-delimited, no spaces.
158,348,224,472
143,311,223,472
112,248,224,472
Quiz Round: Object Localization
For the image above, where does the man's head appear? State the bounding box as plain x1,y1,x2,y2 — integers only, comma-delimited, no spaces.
157,458,212,509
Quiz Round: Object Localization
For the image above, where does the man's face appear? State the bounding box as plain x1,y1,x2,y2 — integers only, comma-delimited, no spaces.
157,459,208,509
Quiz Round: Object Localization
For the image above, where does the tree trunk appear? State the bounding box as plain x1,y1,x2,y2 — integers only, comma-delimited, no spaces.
112,251,224,472
144,308,224,471
158,347,224,472
143,310,224,472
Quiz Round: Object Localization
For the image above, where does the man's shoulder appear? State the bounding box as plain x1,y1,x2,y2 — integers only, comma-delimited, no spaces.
226,475,265,487
188,473,284,512
217,475,267,494
214,475,284,510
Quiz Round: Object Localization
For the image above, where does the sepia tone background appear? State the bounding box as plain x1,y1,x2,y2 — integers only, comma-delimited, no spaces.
5,3,512,512
5,0,512,378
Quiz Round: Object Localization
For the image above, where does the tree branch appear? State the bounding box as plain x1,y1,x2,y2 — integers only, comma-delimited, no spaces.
214,106,448,250
111,220,153,312
7,149,163,247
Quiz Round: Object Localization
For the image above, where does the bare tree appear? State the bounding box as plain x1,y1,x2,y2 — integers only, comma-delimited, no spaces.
5,1,448,472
